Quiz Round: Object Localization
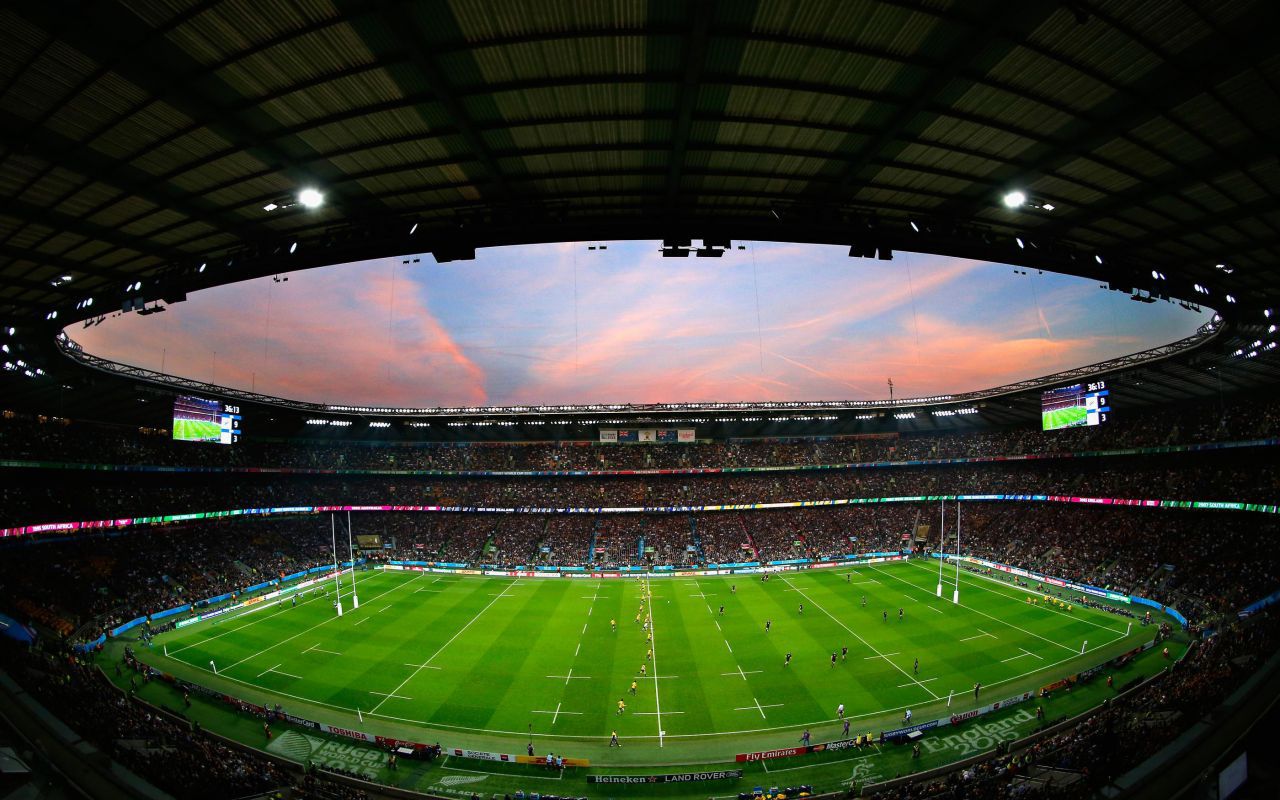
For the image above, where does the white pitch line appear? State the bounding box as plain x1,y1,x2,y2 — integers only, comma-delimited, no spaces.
414,588,442,593
734,697,783,718
379,605,392,612
722,665,762,680
897,677,938,688
869,565,1078,654
354,618,369,626
304,644,343,656
402,663,441,670
866,652,899,659
1020,648,1044,660
370,691,412,700
165,570,413,657
780,576,940,700
903,559,1128,634
257,663,283,678
635,711,684,715
582,622,588,634
268,667,303,680
1001,652,1034,662
546,669,592,685
724,639,733,654
714,620,721,631
574,643,580,657
214,571,425,672
647,578,667,748
926,606,943,614
961,630,998,642
904,595,919,602
369,582,517,715
531,704,582,725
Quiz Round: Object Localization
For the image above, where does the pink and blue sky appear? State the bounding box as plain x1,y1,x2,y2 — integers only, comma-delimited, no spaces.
71,241,1204,407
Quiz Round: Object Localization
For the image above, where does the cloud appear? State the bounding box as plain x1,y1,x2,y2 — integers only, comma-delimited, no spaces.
70,242,1203,406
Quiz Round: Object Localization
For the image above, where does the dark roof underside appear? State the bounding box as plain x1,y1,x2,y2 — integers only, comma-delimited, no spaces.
1,0,1279,319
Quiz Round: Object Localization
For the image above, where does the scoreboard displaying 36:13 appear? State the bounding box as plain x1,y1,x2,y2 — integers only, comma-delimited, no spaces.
172,394,242,444
1041,380,1110,432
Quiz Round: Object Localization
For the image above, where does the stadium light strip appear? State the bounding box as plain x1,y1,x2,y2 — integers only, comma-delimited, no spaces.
3,494,1277,540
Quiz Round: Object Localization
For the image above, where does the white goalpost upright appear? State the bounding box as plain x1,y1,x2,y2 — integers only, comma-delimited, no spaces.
936,499,945,597
331,514,344,617
952,501,961,605
347,510,359,609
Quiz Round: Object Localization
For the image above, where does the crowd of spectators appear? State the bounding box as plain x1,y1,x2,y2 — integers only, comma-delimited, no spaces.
3,392,1278,475
867,609,1279,800
0,638,371,799
3,500,1275,649
1,449,1273,528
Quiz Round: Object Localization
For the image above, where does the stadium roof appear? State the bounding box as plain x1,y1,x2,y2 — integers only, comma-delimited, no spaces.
2,0,1279,420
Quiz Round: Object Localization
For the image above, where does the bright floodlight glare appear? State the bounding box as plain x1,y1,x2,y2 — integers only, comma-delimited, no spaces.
262,202,278,212
409,222,419,235
298,188,324,209
1041,202,1055,211
1002,190,1027,209
289,241,298,254
909,220,919,233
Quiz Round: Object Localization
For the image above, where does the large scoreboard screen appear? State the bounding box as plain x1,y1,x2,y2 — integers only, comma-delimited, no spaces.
1041,380,1109,431
172,395,241,444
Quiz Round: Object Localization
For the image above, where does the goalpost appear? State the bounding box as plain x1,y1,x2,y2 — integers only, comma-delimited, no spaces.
347,510,359,609
936,499,945,597
953,501,961,605
331,514,344,617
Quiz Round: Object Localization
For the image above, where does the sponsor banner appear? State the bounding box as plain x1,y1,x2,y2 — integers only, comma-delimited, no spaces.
150,603,190,621
678,428,695,442
881,719,941,739
375,735,427,751
452,748,516,762
589,771,740,784
110,617,147,637
1039,677,1075,695
949,708,984,726
598,430,618,443
811,738,863,753
321,723,374,742
1077,664,1105,682
284,713,320,730
639,429,656,443
735,746,809,762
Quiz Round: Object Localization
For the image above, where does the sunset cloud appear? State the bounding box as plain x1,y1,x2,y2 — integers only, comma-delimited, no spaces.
70,241,1202,407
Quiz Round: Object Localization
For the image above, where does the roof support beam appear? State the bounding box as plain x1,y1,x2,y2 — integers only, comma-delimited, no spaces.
665,1,714,205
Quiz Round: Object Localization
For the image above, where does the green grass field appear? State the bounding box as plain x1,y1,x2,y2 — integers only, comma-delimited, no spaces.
1041,405,1088,431
172,417,223,442
144,560,1151,766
